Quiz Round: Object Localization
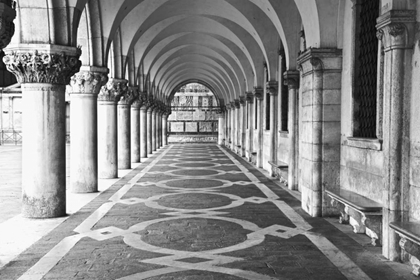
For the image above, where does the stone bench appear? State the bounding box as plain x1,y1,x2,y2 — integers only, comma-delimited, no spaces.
390,221,420,276
326,189,382,246
268,161,288,186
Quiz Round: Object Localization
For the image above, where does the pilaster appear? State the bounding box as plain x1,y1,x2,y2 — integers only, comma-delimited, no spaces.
284,71,300,191
254,87,264,168
267,81,279,176
376,9,416,261
297,48,342,218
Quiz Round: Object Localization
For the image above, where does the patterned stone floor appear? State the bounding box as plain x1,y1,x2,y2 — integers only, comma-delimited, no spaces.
0,144,416,279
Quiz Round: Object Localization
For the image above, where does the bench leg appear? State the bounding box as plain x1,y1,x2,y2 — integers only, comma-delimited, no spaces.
346,206,366,234
362,214,382,246
399,237,420,276
330,198,349,224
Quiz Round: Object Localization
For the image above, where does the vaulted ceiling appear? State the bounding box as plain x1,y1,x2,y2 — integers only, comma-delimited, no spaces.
13,0,345,105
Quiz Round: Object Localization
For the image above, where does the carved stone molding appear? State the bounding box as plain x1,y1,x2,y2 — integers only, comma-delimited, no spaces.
283,71,300,90
3,44,82,85
0,1,16,49
297,48,342,77
266,81,279,96
68,66,109,95
98,78,127,102
253,87,263,100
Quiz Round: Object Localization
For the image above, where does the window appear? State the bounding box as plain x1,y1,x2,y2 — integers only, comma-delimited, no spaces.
352,0,380,138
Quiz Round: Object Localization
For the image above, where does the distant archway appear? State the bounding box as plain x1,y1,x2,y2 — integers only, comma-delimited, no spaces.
168,83,219,143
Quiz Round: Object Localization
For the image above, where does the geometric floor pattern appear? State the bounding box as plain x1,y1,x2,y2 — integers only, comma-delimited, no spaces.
0,144,415,279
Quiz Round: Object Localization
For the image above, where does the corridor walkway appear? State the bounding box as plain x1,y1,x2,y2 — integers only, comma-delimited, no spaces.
0,144,415,280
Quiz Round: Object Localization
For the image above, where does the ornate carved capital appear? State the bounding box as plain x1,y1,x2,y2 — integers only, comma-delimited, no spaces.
234,99,240,109
98,78,127,102
253,87,263,100
68,66,108,95
129,87,143,108
283,71,300,90
376,10,416,49
119,85,136,106
3,44,82,85
266,81,279,96
0,1,16,49
239,95,246,106
245,92,254,104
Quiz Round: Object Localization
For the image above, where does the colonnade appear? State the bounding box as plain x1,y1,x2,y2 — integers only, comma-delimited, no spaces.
2,49,170,218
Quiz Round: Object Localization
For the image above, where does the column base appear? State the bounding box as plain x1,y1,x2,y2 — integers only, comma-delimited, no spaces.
22,193,66,218
301,185,322,217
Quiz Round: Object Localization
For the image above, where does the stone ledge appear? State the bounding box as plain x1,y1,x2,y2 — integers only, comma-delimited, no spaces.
345,137,382,151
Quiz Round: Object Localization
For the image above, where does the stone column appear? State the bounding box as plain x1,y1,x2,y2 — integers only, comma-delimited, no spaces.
140,94,148,158
234,99,241,154
97,79,125,178
218,110,225,145
240,97,246,157
152,108,157,151
284,71,300,191
0,0,16,50
131,88,141,163
267,81,279,176
147,105,154,155
162,112,168,146
377,10,415,261
158,110,162,148
246,93,254,161
68,66,108,193
117,85,133,169
3,44,81,218
229,103,234,150
226,105,231,147
297,49,342,217
254,88,264,168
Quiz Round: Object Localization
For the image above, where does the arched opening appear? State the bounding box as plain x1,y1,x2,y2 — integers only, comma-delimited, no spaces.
168,82,219,143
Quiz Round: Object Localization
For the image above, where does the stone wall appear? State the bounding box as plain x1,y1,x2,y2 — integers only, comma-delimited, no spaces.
168,90,218,143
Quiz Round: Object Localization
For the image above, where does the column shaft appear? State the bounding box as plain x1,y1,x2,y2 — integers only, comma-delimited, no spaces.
131,106,140,163
163,114,168,146
98,101,118,178
70,93,98,192
218,114,225,145
140,107,148,157
152,110,157,151
118,103,131,169
147,109,153,154
22,84,66,217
